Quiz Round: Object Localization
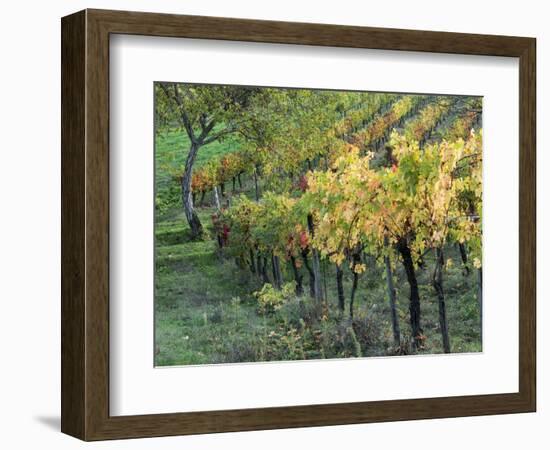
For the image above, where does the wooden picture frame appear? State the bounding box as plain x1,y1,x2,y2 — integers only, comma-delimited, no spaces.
61,9,536,441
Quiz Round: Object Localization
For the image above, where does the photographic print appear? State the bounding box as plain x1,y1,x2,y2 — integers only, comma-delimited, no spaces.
154,83,482,367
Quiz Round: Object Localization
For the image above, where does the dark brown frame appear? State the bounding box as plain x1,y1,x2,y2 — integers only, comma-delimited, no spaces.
61,9,536,441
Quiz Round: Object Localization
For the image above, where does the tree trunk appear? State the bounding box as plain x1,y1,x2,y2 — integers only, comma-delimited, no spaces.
396,237,423,349
349,252,361,319
459,242,470,275
213,186,221,210
253,167,260,201
384,244,401,348
181,142,203,238
301,249,316,298
232,177,236,192
220,183,225,198
322,259,328,300
249,249,257,274
432,247,451,353
199,190,206,206
260,256,270,284
336,264,345,313
290,256,303,295
271,254,283,289
276,255,283,287
307,214,323,303
237,172,243,188
417,254,425,270
256,252,262,278
477,267,483,344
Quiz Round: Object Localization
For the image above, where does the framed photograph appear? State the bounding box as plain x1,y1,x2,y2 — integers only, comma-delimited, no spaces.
61,9,536,441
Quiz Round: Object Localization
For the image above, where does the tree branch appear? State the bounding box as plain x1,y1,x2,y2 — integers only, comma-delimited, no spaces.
197,118,217,143
159,82,197,144
202,126,236,145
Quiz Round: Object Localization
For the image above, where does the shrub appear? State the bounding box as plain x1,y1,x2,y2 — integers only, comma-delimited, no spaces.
351,317,383,356
345,326,362,357
224,339,258,363
263,327,306,361
209,305,223,324
253,282,296,315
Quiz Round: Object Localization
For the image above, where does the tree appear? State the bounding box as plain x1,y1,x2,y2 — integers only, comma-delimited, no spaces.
156,83,263,238
449,129,483,340
383,237,401,348
220,193,309,295
304,129,481,350
303,144,372,318
383,129,482,352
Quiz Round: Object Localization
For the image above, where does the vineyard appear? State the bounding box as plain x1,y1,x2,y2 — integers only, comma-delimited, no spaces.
154,84,483,366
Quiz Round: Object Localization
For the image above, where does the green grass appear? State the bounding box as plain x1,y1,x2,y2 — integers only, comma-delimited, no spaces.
156,128,242,172
154,126,482,367
155,128,243,220
154,188,277,366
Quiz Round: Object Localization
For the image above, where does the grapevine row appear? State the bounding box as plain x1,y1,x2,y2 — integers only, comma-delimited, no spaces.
216,129,483,351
